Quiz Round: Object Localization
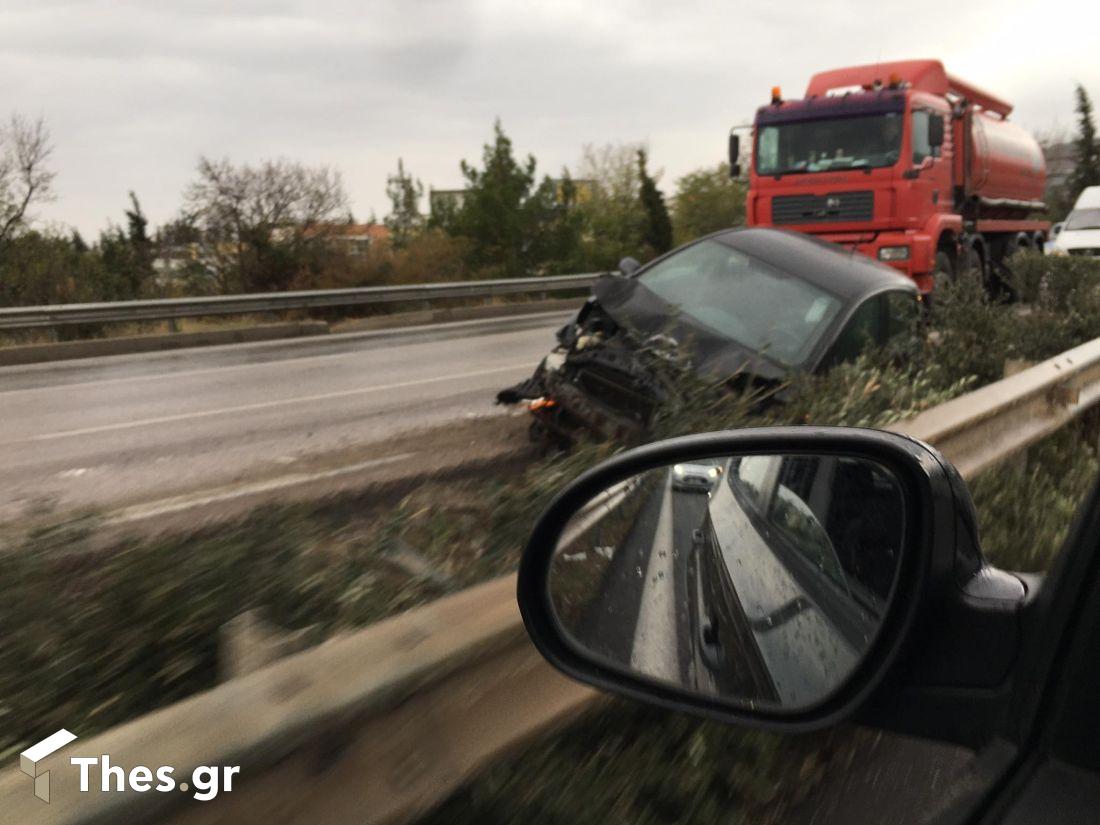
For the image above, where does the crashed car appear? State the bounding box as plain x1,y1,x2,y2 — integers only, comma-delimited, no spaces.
497,227,920,442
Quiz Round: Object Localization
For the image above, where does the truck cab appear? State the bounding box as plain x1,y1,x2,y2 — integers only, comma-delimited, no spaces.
738,60,1049,294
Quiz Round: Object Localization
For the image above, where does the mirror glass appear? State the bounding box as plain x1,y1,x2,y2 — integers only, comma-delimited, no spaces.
549,452,905,711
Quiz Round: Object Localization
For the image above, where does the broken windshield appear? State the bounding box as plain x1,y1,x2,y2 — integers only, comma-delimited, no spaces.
634,239,843,368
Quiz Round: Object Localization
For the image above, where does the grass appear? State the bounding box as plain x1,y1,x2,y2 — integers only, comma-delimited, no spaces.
424,703,838,825
971,419,1100,572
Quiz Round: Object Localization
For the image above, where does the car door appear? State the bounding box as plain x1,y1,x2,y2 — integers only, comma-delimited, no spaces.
516,426,1100,825
969,477,1100,823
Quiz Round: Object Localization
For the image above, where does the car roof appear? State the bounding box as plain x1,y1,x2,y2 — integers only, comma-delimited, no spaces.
1074,186,1100,210
710,227,917,301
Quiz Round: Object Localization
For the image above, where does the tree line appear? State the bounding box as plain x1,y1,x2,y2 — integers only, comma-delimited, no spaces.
0,117,744,308
2,81,1098,309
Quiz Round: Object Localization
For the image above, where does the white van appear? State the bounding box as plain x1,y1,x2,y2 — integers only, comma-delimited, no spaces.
1052,186,1100,257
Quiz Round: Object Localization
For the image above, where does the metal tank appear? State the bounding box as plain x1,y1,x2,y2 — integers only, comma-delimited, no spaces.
968,110,1047,205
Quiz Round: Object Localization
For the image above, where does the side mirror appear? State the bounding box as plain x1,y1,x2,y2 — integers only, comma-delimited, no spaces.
618,256,641,277
728,133,742,178
518,427,1028,744
929,114,945,149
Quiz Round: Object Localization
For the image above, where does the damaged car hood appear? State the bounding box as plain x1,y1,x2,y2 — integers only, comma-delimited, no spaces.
496,274,789,443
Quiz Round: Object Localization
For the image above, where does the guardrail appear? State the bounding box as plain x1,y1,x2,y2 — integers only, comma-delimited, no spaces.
5,335,1100,824
0,273,603,330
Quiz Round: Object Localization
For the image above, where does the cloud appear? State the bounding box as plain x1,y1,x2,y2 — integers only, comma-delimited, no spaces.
1,0,1094,235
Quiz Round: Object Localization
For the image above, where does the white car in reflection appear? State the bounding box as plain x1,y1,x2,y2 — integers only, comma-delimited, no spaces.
671,461,723,493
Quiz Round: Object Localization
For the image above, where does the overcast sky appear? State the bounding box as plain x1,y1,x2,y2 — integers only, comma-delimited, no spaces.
3,0,1096,237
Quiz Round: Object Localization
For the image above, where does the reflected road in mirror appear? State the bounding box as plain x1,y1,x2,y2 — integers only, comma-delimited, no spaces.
549,453,904,712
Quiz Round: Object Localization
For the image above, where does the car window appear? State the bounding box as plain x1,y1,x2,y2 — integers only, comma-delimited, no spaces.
910,111,942,164
884,290,920,340
1065,209,1100,232
733,455,772,509
911,110,932,164
636,239,844,367
822,295,883,367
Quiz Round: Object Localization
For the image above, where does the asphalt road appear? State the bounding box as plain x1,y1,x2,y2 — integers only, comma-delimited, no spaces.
0,312,570,524
571,473,709,685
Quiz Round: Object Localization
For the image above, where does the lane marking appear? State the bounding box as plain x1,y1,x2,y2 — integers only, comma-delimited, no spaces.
103,452,417,525
21,363,532,443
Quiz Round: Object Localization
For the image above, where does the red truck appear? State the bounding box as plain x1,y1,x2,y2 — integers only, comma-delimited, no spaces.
730,59,1049,294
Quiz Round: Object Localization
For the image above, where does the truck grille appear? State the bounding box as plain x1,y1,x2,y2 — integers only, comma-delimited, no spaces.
1069,248,1100,258
771,191,874,224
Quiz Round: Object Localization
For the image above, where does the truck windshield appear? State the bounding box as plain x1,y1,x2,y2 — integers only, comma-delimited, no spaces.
756,113,903,176
1065,209,1100,231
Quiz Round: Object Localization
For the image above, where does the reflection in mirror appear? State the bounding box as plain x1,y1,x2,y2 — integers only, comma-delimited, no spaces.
549,453,905,712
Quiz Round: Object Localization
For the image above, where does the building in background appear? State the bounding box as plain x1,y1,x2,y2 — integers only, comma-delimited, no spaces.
302,222,390,256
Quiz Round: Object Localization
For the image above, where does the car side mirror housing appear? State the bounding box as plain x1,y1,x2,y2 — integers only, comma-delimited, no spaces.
517,427,1029,745
728,133,742,178
618,256,641,277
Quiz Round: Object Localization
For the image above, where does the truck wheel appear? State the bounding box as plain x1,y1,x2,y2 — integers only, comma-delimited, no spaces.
932,250,954,292
960,245,985,289
926,250,955,313
991,237,1022,302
